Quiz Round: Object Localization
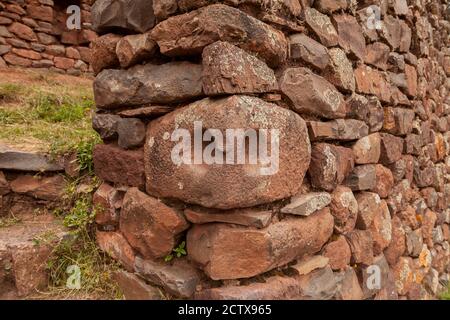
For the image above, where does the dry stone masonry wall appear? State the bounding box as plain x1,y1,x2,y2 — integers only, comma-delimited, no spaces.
0,0,96,74
91,0,450,300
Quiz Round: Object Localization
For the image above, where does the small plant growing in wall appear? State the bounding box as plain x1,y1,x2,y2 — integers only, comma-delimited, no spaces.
164,241,187,262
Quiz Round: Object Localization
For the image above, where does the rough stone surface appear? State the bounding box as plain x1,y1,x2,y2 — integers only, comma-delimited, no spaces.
135,257,200,298
10,175,65,201
344,164,377,191
150,4,288,67
113,270,162,300
187,208,334,279
93,144,145,188
116,33,157,68
92,0,155,34
145,95,311,209
201,41,278,95
120,188,189,258
281,192,331,216
308,144,354,191
352,133,381,164
280,67,346,119
90,33,121,74
96,231,135,271
0,144,64,172
307,119,369,141
184,207,272,229
329,185,358,234
333,14,366,60
304,8,338,47
346,229,374,265
289,33,330,70
94,62,203,109
322,235,351,270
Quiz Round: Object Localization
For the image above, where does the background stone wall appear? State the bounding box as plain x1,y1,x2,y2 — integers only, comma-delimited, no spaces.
0,0,96,74
90,0,450,300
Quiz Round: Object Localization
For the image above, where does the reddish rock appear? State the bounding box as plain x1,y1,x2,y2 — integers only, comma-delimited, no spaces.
117,118,146,149
304,8,338,47
94,62,203,109
187,208,334,280
315,0,348,13
3,53,31,67
0,171,9,196
361,254,391,298
150,4,288,67
364,42,390,70
372,164,394,198
380,15,402,50
289,33,330,70
145,95,311,209
10,175,65,201
383,107,414,136
352,133,381,164
322,235,351,270
329,185,358,234
281,192,331,216
120,187,189,258
92,113,120,141
307,119,369,141
379,133,404,165
346,229,374,265
8,22,37,41
354,65,391,103
93,182,122,226
291,255,329,275
194,275,304,300
90,33,121,74
279,67,346,119
332,14,366,60
355,192,382,230
308,144,354,191
324,48,355,92
11,48,40,60
347,94,384,133
398,206,420,230
93,143,145,188
116,33,157,68
65,47,80,59
26,5,53,22
202,41,278,95
392,257,414,296
153,0,178,20
96,231,135,272
92,0,155,34
404,134,423,155
422,210,437,248
344,164,377,191
384,216,406,266
184,207,272,229
135,257,200,298
54,57,74,70
404,64,417,97
113,270,162,300
296,266,338,299
370,200,392,255
335,268,364,300
386,179,414,214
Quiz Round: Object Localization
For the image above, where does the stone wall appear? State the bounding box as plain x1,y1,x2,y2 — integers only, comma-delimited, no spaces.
90,0,450,300
0,0,96,74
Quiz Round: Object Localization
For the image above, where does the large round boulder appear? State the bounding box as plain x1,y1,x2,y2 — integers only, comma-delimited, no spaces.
145,95,311,209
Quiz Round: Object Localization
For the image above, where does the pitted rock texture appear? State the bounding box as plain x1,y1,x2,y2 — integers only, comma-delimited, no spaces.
145,95,311,209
